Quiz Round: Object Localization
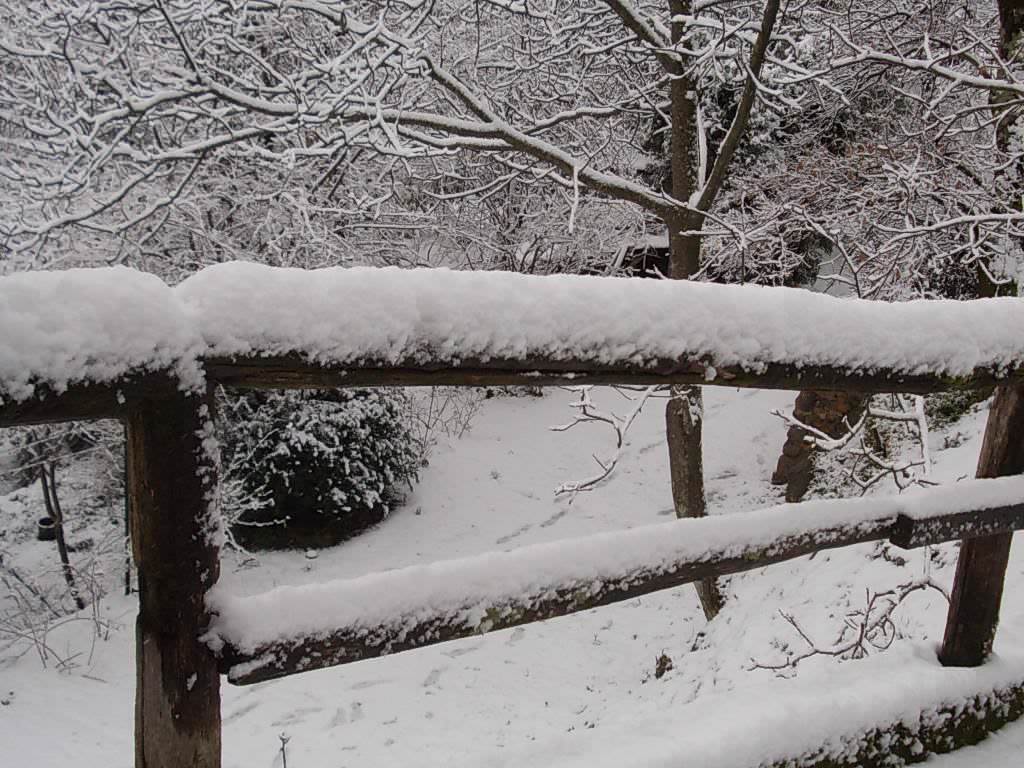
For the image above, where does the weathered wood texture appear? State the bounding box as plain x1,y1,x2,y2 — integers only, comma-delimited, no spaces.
765,679,1024,768
1,356,1016,429
205,355,1017,395
940,383,1024,667
127,393,221,768
0,374,178,428
219,501,1024,685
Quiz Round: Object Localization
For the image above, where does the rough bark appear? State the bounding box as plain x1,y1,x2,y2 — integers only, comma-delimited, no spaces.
771,390,868,502
666,389,723,617
127,393,221,768
2,352,1020,431
663,0,724,620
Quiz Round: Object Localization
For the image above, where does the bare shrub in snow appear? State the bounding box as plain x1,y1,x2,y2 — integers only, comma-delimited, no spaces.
753,578,950,676
772,394,939,496
0,544,118,670
552,385,663,499
0,422,126,665
399,387,486,467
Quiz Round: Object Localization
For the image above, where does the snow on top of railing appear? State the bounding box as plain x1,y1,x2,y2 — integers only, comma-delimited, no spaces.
205,475,1024,664
0,266,205,401
3,261,1024,402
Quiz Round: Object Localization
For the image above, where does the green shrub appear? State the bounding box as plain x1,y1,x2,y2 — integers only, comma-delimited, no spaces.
924,388,991,430
220,389,417,550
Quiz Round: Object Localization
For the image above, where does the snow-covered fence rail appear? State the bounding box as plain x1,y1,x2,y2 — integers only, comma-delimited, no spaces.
210,477,1024,685
3,262,1024,768
5,263,1024,427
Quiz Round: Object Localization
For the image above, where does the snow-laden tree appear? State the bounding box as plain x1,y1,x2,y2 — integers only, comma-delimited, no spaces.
4,0,1024,617
699,2,1024,300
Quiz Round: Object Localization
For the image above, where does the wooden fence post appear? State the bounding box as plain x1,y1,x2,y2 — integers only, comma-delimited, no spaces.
939,383,1024,667
126,391,221,767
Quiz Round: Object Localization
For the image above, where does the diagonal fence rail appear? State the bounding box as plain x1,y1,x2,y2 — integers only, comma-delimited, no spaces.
209,478,1024,685
3,263,1024,767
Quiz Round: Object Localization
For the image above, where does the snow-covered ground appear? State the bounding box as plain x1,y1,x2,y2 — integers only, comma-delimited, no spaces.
2,386,1023,767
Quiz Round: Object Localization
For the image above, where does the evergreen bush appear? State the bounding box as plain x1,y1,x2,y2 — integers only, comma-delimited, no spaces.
220,389,417,550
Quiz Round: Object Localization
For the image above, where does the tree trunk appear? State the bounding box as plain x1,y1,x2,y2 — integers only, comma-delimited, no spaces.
666,388,723,618
40,463,86,611
771,391,868,503
663,0,724,620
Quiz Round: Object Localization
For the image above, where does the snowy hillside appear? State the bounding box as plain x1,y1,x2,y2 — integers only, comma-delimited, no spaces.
2,386,1023,767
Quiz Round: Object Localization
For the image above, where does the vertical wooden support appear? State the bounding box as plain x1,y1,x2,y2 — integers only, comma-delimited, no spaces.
939,383,1024,667
127,392,221,767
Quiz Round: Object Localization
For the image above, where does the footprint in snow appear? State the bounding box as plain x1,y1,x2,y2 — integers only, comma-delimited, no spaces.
422,667,445,688
442,641,484,658
329,707,348,728
222,701,259,724
507,627,527,645
350,678,390,690
540,508,569,528
270,706,322,727
495,524,532,545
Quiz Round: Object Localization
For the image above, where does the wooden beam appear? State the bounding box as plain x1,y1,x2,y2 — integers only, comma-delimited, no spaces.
940,383,1024,667
1,355,1013,429
0,374,179,428
218,500,1024,685
205,354,1013,395
890,501,1024,548
127,392,221,768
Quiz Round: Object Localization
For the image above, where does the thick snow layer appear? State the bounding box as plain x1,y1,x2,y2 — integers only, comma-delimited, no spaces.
0,266,202,400
181,263,1024,376
4,262,1024,403
207,475,1024,658
900,473,1024,518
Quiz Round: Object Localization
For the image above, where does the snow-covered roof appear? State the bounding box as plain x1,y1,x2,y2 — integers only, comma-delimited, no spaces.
2,261,1024,403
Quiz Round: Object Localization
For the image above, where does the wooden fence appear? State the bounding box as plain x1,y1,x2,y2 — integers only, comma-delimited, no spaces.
2,268,1024,767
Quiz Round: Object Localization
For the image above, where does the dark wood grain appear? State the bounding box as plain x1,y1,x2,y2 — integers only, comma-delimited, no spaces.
940,383,1024,667
127,393,221,768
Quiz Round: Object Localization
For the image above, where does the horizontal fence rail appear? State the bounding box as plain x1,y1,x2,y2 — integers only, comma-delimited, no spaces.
5,263,1024,428
208,476,1024,684
5,358,1019,430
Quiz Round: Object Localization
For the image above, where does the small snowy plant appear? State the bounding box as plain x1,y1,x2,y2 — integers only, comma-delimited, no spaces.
219,389,417,550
